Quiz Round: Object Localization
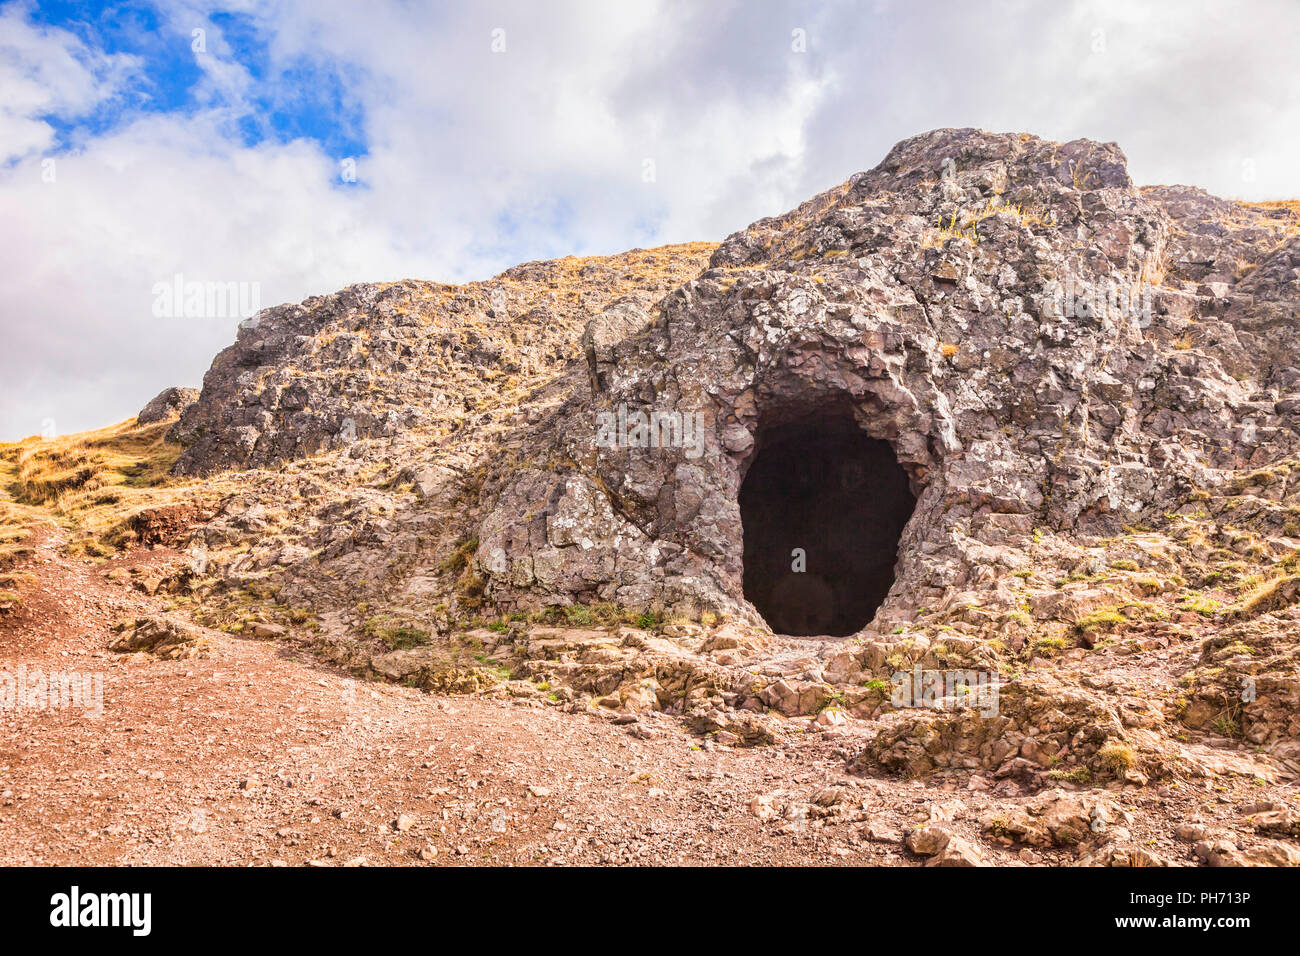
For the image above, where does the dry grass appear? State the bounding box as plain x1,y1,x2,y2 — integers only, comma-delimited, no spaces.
1236,573,1300,619
1239,200,1300,254
1242,199,1300,218
0,417,220,556
0,489,36,569
1096,740,1137,775
0,418,180,509
922,197,1053,248
1210,199,1300,247
0,529,33,571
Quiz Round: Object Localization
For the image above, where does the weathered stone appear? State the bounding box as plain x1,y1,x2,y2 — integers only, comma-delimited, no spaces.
905,825,953,856
982,789,1129,848
170,248,712,476
906,825,984,866
928,836,985,867
136,386,199,425
109,615,211,660
1075,842,1175,867
1195,838,1300,867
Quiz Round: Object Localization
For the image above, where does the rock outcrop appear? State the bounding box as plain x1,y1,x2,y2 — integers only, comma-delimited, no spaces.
466,129,1300,623
166,128,1300,801
136,386,198,425
109,615,211,659
168,245,714,475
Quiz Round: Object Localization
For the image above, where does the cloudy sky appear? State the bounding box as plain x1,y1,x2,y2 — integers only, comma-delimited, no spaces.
2,0,1298,440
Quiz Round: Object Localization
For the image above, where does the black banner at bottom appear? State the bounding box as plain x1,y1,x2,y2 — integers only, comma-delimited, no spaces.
0,864,1277,942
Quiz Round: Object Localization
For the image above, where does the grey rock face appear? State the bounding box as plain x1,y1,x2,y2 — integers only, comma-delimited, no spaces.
168,247,715,476
582,299,649,393
176,128,1300,644
136,386,198,424
469,129,1300,631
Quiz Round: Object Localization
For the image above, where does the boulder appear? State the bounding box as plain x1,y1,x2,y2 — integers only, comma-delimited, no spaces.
136,386,198,424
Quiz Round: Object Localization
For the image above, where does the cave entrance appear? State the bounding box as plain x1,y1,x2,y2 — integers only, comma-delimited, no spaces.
739,410,915,636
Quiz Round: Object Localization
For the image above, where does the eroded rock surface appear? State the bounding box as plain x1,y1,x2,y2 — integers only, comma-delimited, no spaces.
136,386,198,425
148,129,1300,865
169,245,714,476
464,131,1300,629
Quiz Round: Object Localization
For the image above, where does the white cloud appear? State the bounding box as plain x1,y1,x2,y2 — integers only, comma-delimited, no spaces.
1,0,1299,439
0,3,140,163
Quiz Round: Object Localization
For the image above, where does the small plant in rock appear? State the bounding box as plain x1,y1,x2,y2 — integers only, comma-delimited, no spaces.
1030,635,1070,657
1074,608,1127,635
455,568,486,610
438,535,479,574
1096,740,1137,776
1213,714,1241,737
288,607,316,626
1047,765,1092,784
363,615,431,650
562,605,595,627
1179,595,1223,616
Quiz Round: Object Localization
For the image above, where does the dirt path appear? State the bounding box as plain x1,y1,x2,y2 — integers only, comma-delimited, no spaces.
2,529,1295,866
0,529,874,866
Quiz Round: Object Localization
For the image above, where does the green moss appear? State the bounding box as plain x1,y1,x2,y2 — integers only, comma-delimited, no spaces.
1075,609,1127,634
363,614,431,650
1031,635,1070,657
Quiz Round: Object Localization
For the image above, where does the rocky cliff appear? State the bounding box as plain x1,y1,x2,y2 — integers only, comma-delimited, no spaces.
161,129,1300,807
465,130,1300,621
168,244,716,475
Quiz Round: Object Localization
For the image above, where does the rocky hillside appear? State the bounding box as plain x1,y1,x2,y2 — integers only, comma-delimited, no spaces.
6,128,1300,867
168,244,716,475
473,131,1299,622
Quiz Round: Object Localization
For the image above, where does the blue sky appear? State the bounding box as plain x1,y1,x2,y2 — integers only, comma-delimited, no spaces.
2,0,1299,439
22,1,368,160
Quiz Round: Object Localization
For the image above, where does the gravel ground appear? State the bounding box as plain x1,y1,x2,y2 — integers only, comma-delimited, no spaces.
2,528,1296,867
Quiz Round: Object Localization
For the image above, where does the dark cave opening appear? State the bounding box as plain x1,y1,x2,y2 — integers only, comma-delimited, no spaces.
739,411,916,637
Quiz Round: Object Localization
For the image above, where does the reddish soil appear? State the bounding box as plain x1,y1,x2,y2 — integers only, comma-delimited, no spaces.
1,528,1294,866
